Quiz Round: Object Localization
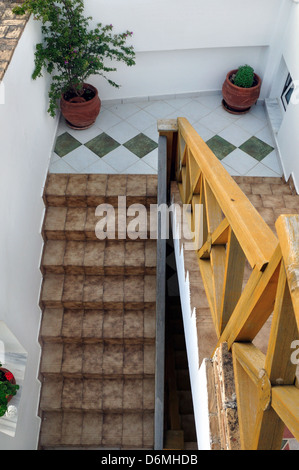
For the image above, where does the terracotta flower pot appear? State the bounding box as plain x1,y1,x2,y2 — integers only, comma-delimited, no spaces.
0,367,16,403
222,69,262,114
60,83,101,130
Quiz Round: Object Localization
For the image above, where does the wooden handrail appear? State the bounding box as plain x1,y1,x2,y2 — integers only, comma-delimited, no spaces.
178,117,278,271
161,117,299,450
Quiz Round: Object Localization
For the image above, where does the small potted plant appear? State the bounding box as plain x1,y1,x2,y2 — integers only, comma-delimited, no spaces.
0,363,19,417
222,64,262,114
13,0,136,129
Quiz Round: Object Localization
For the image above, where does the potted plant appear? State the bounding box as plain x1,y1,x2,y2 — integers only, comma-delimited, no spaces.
0,364,19,417
13,0,136,129
222,64,262,115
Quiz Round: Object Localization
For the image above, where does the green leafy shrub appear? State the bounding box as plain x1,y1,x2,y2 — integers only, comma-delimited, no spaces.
13,0,136,117
0,364,19,417
233,65,255,88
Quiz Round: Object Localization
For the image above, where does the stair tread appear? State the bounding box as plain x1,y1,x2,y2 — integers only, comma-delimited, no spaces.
44,174,158,208
40,307,156,343
40,273,157,309
41,239,156,275
39,409,154,449
42,205,158,241
40,376,155,412
39,341,156,377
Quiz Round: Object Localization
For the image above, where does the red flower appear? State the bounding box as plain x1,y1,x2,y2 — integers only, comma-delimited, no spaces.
4,371,14,382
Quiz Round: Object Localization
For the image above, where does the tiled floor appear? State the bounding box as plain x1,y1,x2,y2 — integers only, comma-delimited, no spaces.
49,93,283,178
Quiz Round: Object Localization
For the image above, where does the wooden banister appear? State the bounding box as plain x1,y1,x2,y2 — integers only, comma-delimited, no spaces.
161,117,299,450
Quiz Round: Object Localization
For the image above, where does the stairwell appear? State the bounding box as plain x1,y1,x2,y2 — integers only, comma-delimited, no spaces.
37,174,158,449
163,238,197,450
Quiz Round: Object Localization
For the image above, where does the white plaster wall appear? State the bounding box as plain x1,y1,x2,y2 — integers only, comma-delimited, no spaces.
83,0,283,102
274,2,299,191
0,16,58,449
171,211,211,450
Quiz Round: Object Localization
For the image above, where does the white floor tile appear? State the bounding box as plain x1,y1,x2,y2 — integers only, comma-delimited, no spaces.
145,101,177,119
84,159,117,174
222,149,258,175
94,109,122,132
218,123,252,147
49,158,77,173
235,113,267,134
102,146,140,172
198,110,232,134
255,126,276,147
143,123,159,143
142,148,158,171
108,102,141,119
249,103,267,121
192,122,215,142
196,94,222,110
126,109,157,131
66,125,105,144
62,146,99,172
221,161,241,176
261,150,283,175
122,158,157,174
105,121,139,144
164,97,193,110
179,101,211,122
245,162,280,177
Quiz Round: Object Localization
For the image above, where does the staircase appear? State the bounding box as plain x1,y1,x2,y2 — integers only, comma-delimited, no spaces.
38,174,158,450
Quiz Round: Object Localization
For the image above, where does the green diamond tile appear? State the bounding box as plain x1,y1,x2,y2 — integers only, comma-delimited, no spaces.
54,132,82,157
123,133,158,158
206,135,236,160
239,136,274,161
85,132,120,157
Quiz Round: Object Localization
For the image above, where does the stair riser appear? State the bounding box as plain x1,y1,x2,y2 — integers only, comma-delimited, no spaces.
41,265,156,276
44,195,157,209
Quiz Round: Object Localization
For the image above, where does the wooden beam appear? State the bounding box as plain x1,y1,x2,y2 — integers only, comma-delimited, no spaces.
265,261,299,385
272,386,299,442
217,245,282,349
220,227,246,334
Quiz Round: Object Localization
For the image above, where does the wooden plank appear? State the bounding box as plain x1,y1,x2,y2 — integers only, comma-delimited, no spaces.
178,117,278,271
272,385,299,441
220,228,246,334
198,258,217,335
265,261,299,385
232,343,264,450
191,195,203,250
252,405,285,450
275,215,299,331
217,245,282,350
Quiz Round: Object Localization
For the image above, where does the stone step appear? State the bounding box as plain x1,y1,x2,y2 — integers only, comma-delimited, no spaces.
40,273,156,310
181,414,197,442
39,341,156,378
42,205,158,241
39,409,154,449
40,308,156,344
43,174,158,208
41,239,156,276
39,376,155,413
